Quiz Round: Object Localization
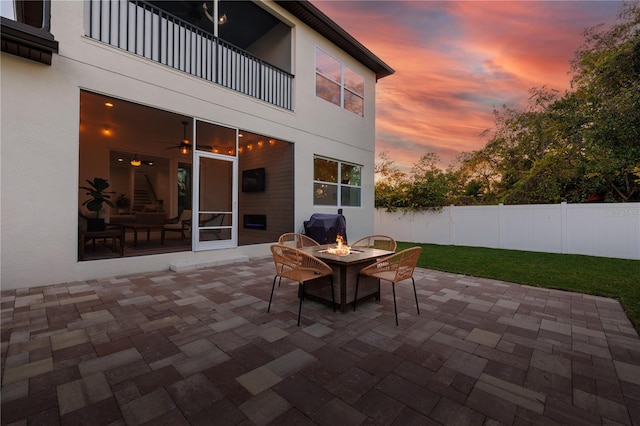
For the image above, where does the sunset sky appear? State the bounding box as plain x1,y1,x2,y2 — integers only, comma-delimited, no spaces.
313,1,622,171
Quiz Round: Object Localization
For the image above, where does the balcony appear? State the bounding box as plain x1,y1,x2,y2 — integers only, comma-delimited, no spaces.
86,0,293,110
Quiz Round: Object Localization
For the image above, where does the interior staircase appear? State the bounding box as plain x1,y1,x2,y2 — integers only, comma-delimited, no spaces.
133,188,154,211
133,173,161,211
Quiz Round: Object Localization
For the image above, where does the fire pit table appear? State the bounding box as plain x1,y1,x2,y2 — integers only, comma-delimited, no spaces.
298,244,394,312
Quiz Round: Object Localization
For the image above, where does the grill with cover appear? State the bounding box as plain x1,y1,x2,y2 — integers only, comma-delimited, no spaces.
303,213,347,244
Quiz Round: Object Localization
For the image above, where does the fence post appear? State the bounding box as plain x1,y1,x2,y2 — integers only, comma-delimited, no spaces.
449,205,456,246
635,204,640,260
498,203,504,249
561,202,568,254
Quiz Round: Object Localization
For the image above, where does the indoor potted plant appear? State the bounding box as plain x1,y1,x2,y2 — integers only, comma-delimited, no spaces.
80,177,115,231
115,193,131,214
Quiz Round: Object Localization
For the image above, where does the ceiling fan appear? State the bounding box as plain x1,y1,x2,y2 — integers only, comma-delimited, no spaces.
165,121,192,155
166,121,213,154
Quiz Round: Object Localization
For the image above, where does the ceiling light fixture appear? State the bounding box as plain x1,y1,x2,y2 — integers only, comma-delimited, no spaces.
130,156,141,167
202,3,226,25
180,121,190,155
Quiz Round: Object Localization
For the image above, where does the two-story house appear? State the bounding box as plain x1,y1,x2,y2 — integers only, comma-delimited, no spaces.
0,0,393,290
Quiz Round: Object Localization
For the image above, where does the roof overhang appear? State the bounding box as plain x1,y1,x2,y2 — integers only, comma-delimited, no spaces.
274,0,394,80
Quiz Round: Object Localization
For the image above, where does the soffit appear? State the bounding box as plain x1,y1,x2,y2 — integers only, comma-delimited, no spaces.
274,0,394,80
147,0,281,50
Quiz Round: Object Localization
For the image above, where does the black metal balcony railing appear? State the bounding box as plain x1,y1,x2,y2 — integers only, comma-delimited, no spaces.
86,0,293,110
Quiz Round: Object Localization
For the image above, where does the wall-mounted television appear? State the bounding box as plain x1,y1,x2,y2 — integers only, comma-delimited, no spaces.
242,167,265,192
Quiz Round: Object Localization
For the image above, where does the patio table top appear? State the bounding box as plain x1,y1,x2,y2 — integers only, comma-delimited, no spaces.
300,244,394,265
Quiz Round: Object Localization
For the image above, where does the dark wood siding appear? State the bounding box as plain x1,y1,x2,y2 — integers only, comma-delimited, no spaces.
238,139,294,245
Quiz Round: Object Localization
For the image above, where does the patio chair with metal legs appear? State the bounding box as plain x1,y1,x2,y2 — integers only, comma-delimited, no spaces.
353,246,422,326
268,244,335,326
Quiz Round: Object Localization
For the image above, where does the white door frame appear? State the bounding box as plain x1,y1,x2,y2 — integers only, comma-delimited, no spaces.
192,123,238,251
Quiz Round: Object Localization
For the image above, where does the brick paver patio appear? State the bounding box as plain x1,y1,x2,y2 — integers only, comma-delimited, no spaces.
2,256,639,425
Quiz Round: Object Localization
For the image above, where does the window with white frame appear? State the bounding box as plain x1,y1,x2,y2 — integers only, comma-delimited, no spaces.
313,156,362,207
315,47,364,116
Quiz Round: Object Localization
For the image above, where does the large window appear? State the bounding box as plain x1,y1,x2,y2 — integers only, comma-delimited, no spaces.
78,91,294,260
315,47,364,116
313,156,362,207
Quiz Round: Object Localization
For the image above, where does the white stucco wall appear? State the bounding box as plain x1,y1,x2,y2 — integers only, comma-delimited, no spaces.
0,0,381,289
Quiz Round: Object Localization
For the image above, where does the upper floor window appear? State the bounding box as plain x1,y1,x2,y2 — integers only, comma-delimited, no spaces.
1,0,57,65
1,0,49,30
314,156,362,207
315,47,364,116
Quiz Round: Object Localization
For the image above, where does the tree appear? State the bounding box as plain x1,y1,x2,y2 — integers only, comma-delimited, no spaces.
374,151,410,211
456,87,583,204
493,89,589,203
448,151,497,204
570,2,640,201
374,2,640,208
374,151,452,211
453,2,640,204
406,153,449,209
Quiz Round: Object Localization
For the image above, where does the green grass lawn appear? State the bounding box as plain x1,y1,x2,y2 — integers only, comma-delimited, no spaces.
397,242,640,332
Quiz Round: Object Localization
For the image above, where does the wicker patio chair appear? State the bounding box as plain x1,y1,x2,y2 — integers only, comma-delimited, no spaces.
278,232,320,248
269,244,335,326
354,246,422,325
350,235,397,251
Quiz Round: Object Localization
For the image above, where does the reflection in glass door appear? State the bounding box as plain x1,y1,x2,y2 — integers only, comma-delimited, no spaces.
193,154,237,250
177,165,192,212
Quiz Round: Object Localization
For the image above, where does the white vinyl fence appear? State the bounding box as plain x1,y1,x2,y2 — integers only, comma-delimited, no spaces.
374,202,640,260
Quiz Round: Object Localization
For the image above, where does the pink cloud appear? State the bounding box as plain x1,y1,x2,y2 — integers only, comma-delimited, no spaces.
313,1,620,171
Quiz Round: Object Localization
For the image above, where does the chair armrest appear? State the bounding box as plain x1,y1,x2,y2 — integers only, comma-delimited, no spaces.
164,215,180,224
